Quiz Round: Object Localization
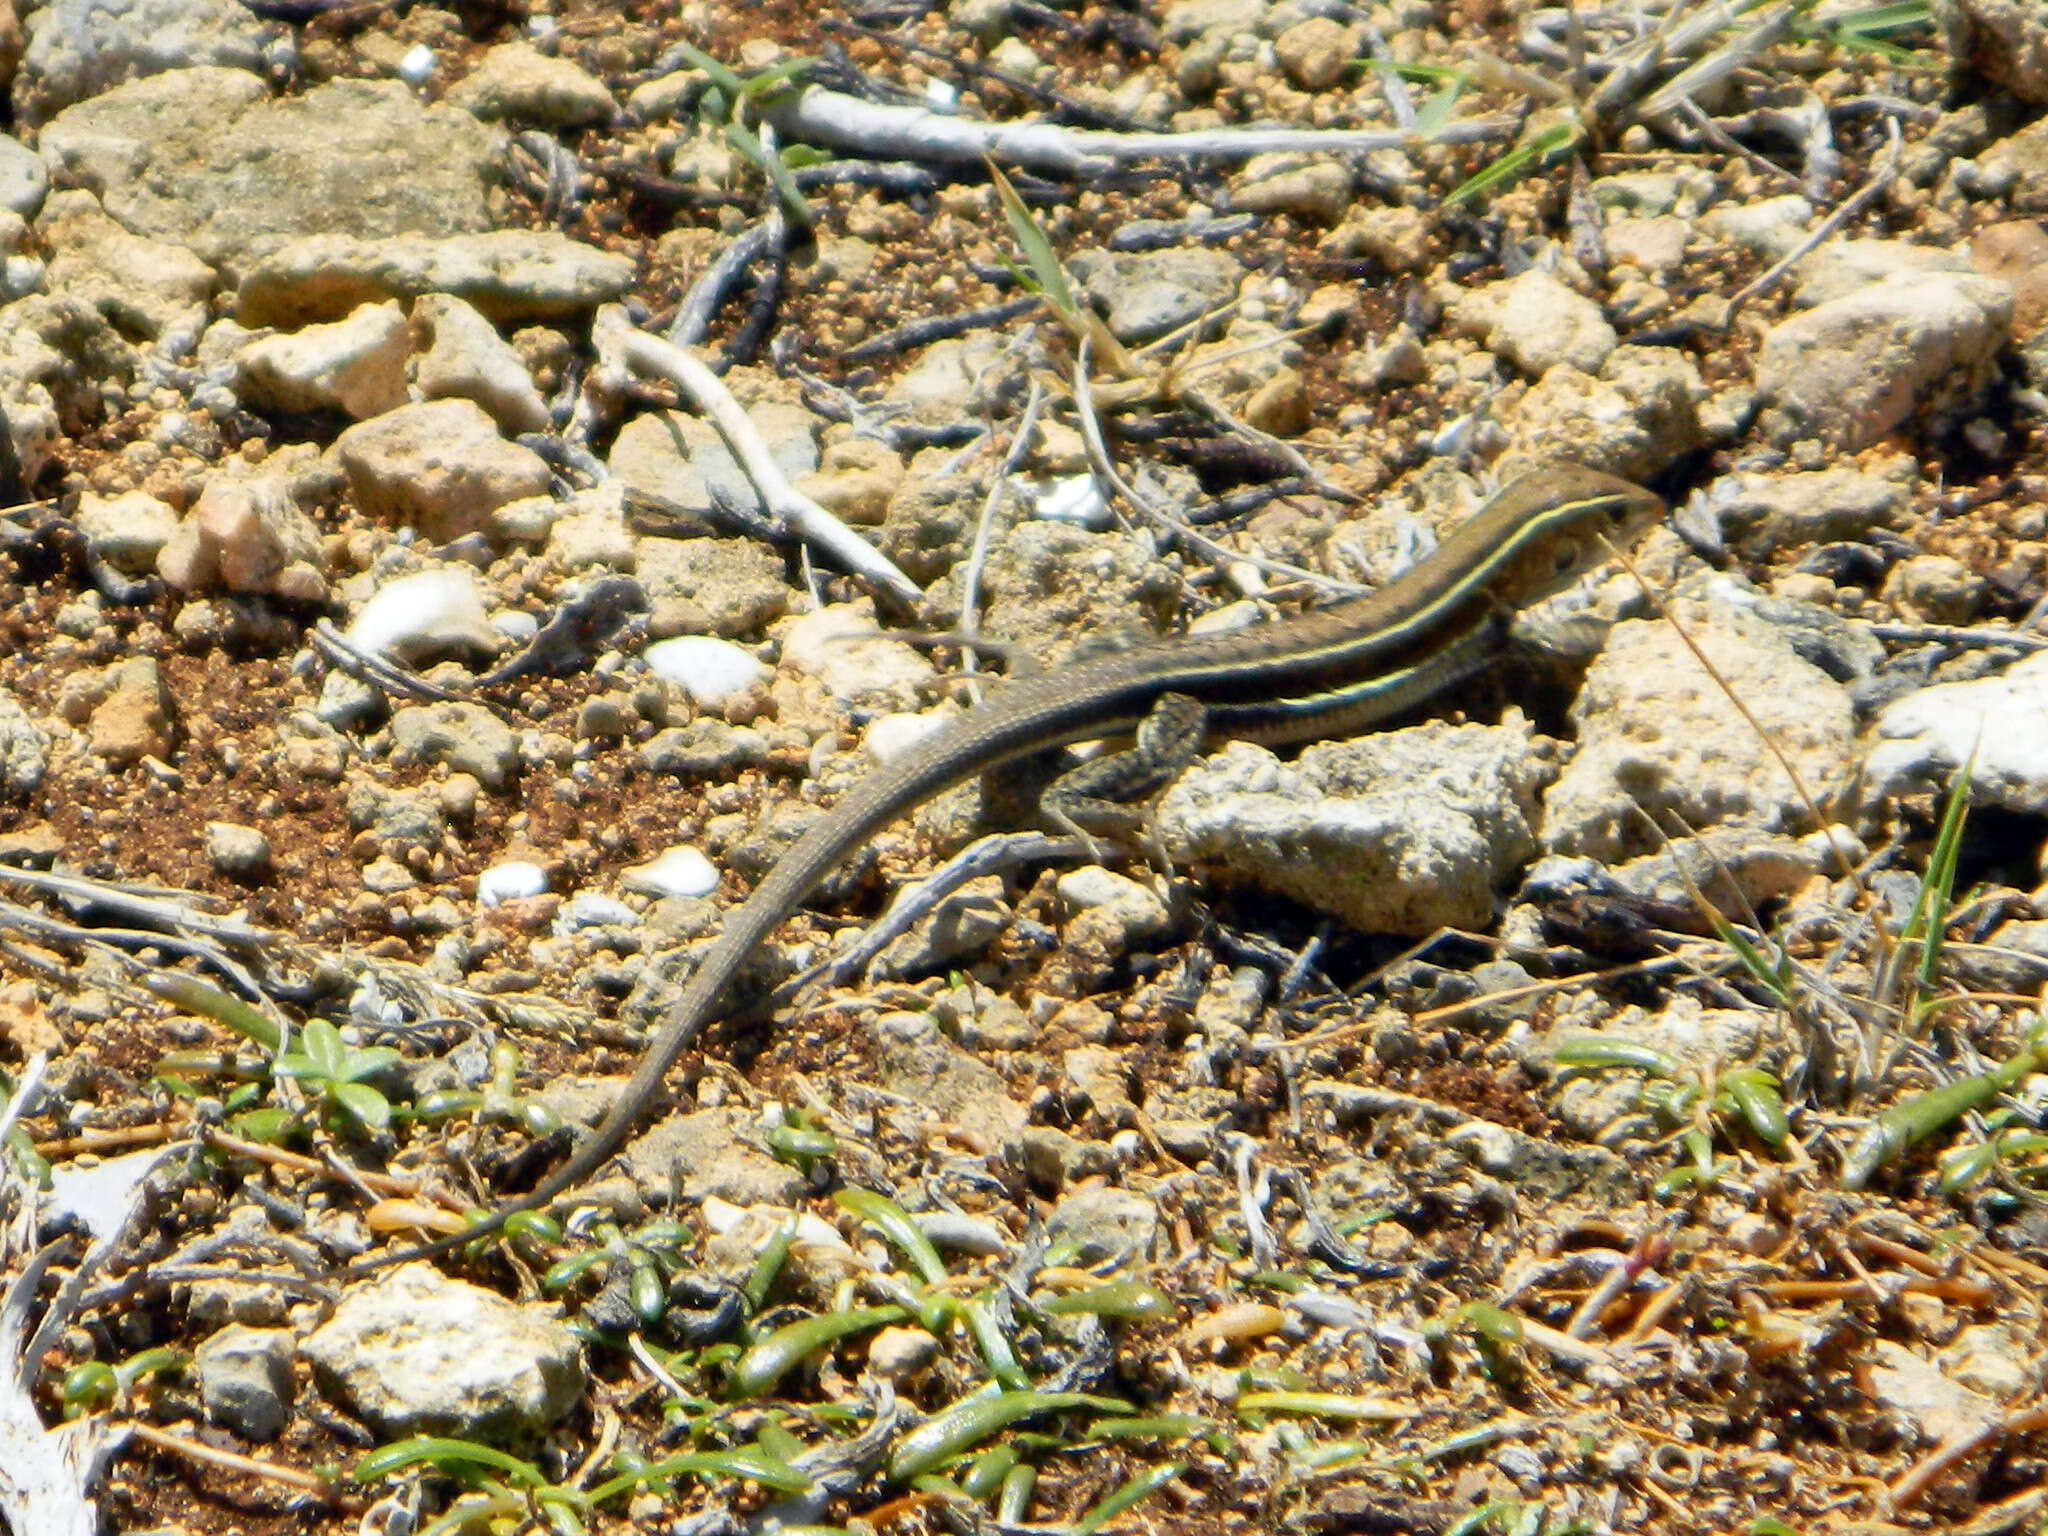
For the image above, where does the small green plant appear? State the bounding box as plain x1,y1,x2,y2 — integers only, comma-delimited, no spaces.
273,1019,401,1136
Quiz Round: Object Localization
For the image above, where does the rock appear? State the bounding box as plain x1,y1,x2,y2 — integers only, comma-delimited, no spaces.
1069,245,1243,344
387,701,520,789
1602,215,1690,277
1243,363,1310,435
15,0,275,124
204,821,271,880
412,293,550,435
39,188,213,341
1697,194,1813,258
1046,1186,1158,1267
1884,553,1985,624
778,605,935,707
1494,345,1704,484
334,398,553,543
1543,587,1859,861
870,1009,1026,1133
883,331,1022,423
639,719,767,780
87,657,174,764
1970,221,2048,339
1229,153,1354,221
193,1323,293,1442
40,71,502,276
445,41,614,127
1866,1339,1997,1446
617,1107,807,1209
1057,866,1174,981
1449,267,1618,377
620,845,719,900
1162,0,1269,44
233,299,411,419
1609,828,1829,914
641,635,770,705
0,292,108,483
158,470,324,599
1157,717,1550,936
1705,460,1915,560
1792,238,1973,309
634,535,789,638
607,396,817,530
1274,16,1353,88
1864,651,2048,815
867,1326,940,1382
75,489,178,573
1320,204,1432,271
1980,117,2048,213
1756,271,2011,450
0,688,46,797
790,436,904,527
238,231,636,328
1931,0,2048,104
345,566,503,664
303,1263,584,1441
0,133,45,218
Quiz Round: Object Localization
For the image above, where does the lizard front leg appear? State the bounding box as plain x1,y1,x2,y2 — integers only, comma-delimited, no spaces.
1040,691,1209,850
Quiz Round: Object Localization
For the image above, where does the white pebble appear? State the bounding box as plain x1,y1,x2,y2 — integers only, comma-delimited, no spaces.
554,892,638,935
1028,472,1110,528
622,846,719,899
924,77,958,109
477,860,548,907
348,569,493,657
398,44,437,85
643,635,769,706
862,710,949,766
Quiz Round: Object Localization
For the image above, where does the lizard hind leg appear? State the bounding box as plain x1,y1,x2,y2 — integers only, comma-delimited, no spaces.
1040,691,1209,862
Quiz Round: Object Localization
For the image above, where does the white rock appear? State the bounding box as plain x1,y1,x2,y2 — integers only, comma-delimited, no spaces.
347,567,500,660
234,299,412,419
620,845,720,899
1029,472,1112,527
1864,651,2048,815
477,859,548,906
642,635,769,706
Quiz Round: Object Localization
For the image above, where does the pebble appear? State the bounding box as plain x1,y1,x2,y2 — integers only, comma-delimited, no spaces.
641,635,769,706
477,860,548,907
621,846,720,900
346,567,501,661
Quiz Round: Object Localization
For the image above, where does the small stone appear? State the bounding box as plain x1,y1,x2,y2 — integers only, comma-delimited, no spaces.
204,821,272,880
477,860,548,906
446,41,614,128
387,701,521,789
641,635,770,706
1884,553,1986,624
866,1326,940,1382
75,489,179,573
621,846,719,899
1242,363,1310,436
413,293,550,435
334,398,553,543
194,1324,296,1443
1274,17,1353,89
88,658,174,765
233,300,411,419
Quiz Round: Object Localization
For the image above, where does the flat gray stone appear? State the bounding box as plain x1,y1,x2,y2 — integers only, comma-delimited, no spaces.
16,0,275,124
40,70,503,276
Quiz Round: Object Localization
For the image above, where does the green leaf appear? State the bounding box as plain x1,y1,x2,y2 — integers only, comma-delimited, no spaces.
332,1081,393,1133
1444,117,1581,207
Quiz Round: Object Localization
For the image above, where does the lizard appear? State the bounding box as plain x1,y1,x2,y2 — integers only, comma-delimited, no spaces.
348,463,1662,1275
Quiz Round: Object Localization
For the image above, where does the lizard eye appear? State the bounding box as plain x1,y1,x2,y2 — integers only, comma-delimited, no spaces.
1551,539,1582,574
